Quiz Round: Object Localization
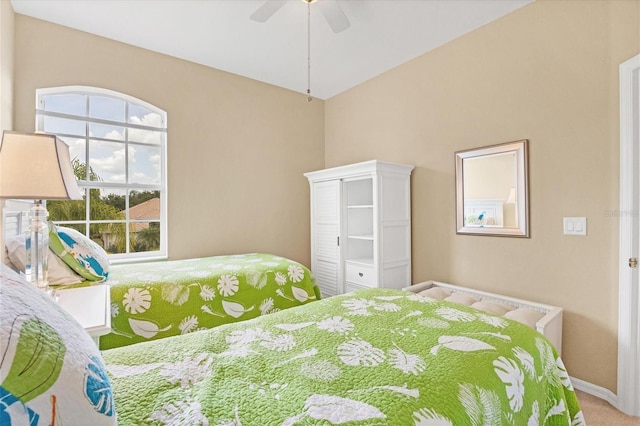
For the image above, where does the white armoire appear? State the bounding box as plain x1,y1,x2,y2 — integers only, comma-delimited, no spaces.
304,160,414,297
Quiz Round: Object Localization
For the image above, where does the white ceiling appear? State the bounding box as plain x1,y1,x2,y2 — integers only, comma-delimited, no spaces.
11,0,533,100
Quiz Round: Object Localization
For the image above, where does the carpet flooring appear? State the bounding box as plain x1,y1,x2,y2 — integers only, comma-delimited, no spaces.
576,390,640,425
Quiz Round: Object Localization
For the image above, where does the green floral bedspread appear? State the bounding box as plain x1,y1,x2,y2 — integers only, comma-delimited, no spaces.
103,288,583,425
100,253,320,350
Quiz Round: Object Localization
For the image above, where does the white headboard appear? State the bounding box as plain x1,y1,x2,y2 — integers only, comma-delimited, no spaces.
464,198,505,227
1,200,32,264
3,210,26,237
404,280,563,355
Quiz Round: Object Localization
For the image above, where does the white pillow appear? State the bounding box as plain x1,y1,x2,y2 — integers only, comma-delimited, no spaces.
0,264,117,425
4,235,84,286
3,246,15,268
417,287,451,299
471,300,515,316
504,307,545,329
445,292,481,306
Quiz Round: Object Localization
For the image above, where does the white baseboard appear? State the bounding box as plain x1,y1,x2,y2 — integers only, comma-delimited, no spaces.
571,376,618,409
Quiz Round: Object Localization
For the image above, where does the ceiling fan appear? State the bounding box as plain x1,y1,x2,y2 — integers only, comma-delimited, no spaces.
250,0,351,34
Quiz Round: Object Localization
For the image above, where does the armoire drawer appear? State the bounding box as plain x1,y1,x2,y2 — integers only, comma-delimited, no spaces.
344,282,369,294
344,262,376,287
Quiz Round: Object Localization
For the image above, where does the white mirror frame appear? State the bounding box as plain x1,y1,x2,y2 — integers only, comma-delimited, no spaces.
455,140,529,237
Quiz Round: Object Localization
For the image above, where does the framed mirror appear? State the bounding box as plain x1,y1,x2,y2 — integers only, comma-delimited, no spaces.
455,140,529,237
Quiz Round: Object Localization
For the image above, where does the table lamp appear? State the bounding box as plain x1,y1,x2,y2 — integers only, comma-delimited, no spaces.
0,131,83,290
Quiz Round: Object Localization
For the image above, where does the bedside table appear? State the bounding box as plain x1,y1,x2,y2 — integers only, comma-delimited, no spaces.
57,284,111,346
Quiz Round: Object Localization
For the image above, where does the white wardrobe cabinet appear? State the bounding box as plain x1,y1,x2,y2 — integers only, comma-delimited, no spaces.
304,160,413,297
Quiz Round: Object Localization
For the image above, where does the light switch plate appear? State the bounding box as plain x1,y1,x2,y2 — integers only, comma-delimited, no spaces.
563,217,587,236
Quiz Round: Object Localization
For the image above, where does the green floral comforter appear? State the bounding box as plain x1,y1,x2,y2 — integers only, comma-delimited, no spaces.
103,288,583,425
100,253,320,350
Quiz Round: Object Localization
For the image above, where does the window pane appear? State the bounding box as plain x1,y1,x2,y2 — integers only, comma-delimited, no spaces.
63,223,86,234
90,188,125,220
91,223,127,254
59,137,86,173
90,96,125,122
129,104,159,125
47,197,86,222
44,116,86,136
42,94,87,116
88,139,126,183
90,123,125,141
129,191,160,220
129,145,161,185
128,128,162,145
132,222,160,253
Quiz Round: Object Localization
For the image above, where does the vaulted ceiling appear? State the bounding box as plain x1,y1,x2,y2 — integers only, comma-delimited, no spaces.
11,0,532,99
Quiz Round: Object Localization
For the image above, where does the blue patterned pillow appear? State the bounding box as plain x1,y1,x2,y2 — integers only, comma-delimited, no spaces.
49,225,109,281
0,265,116,425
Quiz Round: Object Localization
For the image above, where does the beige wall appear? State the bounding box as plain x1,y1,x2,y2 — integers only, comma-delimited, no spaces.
325,0,639,392
13,15,325,266
0,0,14,256
0,0,13,132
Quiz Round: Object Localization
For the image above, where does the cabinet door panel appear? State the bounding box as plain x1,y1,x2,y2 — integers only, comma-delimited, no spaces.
312,180,340,262
382,225,411,264
314,181,340,221
315,259,338,297
311,180,341,296
382,175,410,222
316,224,339,259
382,264,411,290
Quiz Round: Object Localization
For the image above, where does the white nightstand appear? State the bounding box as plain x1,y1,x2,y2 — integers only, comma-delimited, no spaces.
57,284,111,346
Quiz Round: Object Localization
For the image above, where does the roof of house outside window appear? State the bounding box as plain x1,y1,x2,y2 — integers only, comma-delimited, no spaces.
126,197,160,232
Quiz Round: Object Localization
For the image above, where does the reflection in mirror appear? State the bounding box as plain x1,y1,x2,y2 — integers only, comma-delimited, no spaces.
463,152,516,227
455,140,529,237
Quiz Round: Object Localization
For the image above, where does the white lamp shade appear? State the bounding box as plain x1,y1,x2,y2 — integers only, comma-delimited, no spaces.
0,131,83,200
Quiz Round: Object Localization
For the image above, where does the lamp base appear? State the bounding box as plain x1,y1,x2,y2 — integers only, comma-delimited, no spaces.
25,200,50,291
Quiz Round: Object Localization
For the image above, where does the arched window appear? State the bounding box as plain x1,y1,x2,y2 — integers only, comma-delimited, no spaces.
36,86,167,260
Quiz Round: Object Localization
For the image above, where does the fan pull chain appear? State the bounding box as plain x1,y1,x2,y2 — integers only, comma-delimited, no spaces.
306,0,312,102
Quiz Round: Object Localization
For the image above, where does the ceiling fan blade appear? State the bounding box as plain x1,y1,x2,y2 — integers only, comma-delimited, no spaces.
319,0,351,33
250,0,287,23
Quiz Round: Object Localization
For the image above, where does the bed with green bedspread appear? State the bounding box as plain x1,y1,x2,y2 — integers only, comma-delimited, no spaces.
100,253,320,350
103,287,583,425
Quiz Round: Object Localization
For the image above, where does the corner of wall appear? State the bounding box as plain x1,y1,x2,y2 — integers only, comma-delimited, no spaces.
0,0,15,131
0,0,15,263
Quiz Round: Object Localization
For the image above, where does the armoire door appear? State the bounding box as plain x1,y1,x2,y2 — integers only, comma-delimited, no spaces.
311,180,341,297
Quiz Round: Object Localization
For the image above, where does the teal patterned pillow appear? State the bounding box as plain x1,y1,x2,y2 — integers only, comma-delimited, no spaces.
49,224,109,281
0,264,116,425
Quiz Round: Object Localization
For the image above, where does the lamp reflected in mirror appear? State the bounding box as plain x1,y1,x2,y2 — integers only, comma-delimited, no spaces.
506,187,517,204
455,140,529,237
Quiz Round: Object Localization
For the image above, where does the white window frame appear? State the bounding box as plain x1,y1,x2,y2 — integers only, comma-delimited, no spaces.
35,86,168,262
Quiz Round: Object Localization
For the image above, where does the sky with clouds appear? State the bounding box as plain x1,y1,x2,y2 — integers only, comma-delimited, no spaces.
43,94,164,188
